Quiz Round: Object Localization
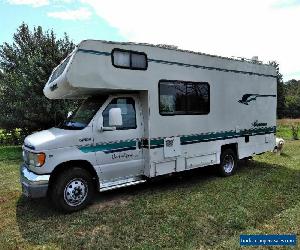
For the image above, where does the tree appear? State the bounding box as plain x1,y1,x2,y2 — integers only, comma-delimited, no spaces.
269,61,285,118
284,79,300,118
0,23,76,133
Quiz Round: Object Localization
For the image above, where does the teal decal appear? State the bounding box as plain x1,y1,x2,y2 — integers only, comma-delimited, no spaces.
238,94,276,105
79,140,136,153
79,126,276,153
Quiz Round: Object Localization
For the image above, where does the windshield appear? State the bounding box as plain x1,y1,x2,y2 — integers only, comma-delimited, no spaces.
59,95,108,130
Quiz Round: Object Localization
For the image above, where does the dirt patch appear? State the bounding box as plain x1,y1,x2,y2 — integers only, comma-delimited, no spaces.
89,193,132,211
91,224,112,237
0,196,9,203
277,119,300,126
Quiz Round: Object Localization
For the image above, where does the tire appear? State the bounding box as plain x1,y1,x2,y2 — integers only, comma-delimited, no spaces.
50,167,95,212
218,148,237,177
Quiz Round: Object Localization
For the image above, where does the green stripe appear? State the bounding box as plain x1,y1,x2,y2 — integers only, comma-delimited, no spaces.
78,48,110,56
150,138,164,147
79,140,136,153
77,48,276,78
180,126,276,145
79,126,276,153
148,59,276,78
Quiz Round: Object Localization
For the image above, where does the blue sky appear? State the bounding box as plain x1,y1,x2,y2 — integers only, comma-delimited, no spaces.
0,0,125,44
0,0,299,81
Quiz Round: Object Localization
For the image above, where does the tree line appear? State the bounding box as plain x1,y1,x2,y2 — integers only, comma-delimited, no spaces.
271,61,300,118
0,23,76,135
279,79,300,118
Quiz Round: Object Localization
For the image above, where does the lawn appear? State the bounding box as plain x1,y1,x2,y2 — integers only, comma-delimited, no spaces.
0,133,300,249
277,119,300,140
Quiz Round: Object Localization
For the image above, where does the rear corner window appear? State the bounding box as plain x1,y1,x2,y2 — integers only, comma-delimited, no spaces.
49,56,71,83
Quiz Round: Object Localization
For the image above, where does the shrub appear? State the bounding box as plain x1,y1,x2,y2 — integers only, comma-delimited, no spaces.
291,125,299,140
0,129,26,146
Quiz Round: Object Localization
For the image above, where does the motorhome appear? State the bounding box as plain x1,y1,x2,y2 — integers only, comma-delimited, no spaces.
20,40,277,211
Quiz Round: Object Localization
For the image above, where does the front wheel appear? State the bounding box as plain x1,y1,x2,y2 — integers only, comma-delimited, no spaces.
50,167,95,212
218,148,237,177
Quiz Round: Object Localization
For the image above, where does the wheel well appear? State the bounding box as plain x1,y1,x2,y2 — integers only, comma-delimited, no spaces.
48,160,99,191
221,143,239,159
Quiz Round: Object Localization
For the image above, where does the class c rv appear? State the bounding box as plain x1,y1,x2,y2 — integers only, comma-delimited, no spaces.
20,40,277,212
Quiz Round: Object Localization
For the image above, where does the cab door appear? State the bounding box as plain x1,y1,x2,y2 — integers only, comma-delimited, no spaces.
93,95,144,184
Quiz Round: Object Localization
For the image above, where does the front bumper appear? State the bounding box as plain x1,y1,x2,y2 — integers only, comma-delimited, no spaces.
20,164,50,198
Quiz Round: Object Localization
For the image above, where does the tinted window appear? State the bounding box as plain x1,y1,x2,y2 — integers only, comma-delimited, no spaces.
186,83,209,113
113,50,130,67
159,81,210,115
103,98,137,130
112,49,147,70
131,53,147,69
159,82,186,114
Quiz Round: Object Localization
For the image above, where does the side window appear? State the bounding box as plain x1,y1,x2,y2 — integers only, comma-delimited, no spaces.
131,53,147,69
112,50,130,68
159,80,210,115
112,48,147,70
159,81,186,114
103,98,137,130
186,83,209,113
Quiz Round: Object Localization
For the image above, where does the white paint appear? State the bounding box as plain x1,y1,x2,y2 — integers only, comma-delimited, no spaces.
164,137,181,158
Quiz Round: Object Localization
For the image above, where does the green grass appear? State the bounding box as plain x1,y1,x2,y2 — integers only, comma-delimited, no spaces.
277,119,300,140
0,139,300,249
276,125,292,139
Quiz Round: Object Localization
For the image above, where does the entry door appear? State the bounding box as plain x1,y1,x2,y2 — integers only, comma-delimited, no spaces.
94,96,144,183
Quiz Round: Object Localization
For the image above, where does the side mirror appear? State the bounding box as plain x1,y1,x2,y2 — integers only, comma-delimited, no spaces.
98,108,123,132
96,116,104,131
109,108,123,127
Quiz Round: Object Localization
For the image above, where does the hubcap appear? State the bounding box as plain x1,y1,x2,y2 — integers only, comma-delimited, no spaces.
223,155,234,173
64,178,88,207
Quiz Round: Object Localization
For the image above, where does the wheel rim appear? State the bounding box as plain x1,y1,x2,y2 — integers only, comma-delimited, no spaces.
223,154,234,173
64,178,88,207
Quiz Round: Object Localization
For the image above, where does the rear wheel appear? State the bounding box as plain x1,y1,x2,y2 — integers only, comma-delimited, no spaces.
218,148,237,177
50,167,95,212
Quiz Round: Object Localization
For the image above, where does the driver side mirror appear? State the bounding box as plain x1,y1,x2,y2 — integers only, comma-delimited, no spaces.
109,108,122,127
97,108,123,131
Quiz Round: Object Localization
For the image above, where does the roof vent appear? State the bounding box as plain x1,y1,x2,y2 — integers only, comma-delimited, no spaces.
156,44,178,49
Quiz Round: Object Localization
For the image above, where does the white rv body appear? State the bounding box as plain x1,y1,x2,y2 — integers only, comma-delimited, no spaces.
21,40,277,210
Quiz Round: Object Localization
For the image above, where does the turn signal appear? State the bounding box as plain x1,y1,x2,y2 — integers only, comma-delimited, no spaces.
36,153,46,167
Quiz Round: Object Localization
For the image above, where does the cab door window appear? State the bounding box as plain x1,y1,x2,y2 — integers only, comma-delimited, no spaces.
103,98,137,130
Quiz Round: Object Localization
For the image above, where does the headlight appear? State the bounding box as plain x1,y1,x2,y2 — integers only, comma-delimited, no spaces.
23,150,46,167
